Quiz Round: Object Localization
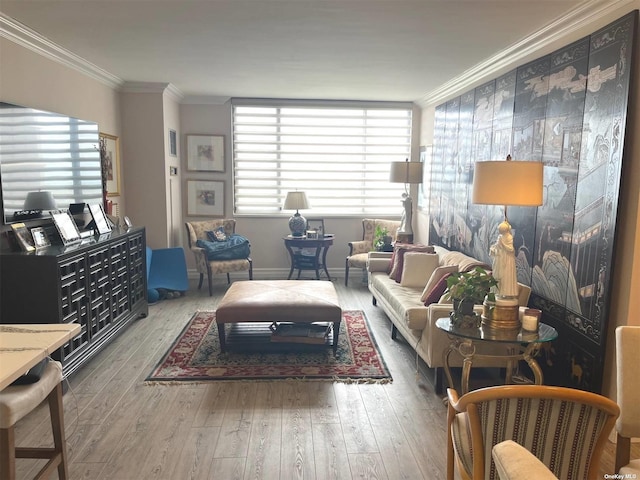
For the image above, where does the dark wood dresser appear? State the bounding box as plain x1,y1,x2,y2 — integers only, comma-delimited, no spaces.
0,227,148,377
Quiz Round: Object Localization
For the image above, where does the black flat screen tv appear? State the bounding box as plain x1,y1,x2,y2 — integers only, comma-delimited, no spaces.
0,102,103,224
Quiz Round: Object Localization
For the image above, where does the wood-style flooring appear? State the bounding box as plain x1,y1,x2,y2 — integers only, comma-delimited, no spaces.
11,280,631,479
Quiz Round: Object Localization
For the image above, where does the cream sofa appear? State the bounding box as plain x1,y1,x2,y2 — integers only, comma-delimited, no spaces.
367,245,531,392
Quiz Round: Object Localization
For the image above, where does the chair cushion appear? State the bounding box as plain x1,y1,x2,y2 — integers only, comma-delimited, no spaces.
196,234,250,260
347,252,369,268
0,360,62,428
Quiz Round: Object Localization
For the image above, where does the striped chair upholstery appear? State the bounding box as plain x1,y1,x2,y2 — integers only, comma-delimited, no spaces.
447,385,619,480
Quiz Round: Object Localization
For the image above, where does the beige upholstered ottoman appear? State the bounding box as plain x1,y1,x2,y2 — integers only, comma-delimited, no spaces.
216,280,342,352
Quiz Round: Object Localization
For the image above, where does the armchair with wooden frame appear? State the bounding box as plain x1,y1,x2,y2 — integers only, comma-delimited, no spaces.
184,219,253,296
615,326,640,477
446,384,619,480
345,218,400,286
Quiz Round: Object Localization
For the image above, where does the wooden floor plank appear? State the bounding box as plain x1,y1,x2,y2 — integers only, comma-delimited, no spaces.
7,280,630,480
312,423,352,480
281,382,316,480
214,382,257,459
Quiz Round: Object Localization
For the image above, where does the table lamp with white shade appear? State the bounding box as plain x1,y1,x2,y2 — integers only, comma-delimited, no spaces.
389,159,423,242
283,191,310,237
472,156,543,329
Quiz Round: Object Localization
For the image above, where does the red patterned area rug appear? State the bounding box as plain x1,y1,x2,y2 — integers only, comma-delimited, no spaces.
146,310,391,383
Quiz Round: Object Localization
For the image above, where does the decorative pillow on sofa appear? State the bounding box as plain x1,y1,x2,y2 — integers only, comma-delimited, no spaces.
206,227,228,242
399,252,439,288
422,272,453,305
389,244,435,283
420,265,459,303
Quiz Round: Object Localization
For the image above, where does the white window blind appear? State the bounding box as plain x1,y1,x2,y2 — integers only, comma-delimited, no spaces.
232,100,412,216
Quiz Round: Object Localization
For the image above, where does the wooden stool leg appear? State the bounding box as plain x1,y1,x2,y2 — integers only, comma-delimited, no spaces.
0,426,16,480
48,383,68,480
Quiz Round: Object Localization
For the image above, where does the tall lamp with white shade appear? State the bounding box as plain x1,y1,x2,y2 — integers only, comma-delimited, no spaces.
283,191,310,237
472,156,543,329
389,159,423,242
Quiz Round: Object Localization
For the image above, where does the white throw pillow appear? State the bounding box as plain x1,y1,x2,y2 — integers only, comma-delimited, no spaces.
400,252,439,288
420,265,459,302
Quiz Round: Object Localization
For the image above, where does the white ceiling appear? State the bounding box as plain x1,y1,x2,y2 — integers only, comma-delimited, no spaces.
1,1,598,104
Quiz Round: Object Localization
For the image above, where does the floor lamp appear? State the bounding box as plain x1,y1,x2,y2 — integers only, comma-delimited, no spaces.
472,157,543,329
390,159,423,243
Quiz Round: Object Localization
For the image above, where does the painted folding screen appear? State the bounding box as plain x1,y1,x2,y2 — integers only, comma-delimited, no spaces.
428,11,637,392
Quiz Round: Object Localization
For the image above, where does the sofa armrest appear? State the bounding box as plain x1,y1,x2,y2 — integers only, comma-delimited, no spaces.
367,252,392,273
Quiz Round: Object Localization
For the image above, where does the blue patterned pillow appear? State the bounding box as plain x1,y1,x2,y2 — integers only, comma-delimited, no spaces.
206,227,227,242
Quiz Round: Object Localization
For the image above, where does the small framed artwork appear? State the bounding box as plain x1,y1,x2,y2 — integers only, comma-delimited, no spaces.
89,203,112,235
31,227,51,249
51,211,81,245
100,133,121,196
10,222,35,252
187,180,224,216
169,129,177,157
187,135,225,172
306,218,325,237
418,145,432,211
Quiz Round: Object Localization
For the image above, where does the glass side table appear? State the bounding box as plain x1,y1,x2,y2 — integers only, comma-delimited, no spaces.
435,317,558,394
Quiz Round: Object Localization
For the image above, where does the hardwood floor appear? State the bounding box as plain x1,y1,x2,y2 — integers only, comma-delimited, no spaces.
12,279,631,479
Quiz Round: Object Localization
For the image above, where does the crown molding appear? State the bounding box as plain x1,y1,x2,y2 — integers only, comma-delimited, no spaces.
182,95,231,105
0,12,123,90
120,81,184,102
415,0,635,107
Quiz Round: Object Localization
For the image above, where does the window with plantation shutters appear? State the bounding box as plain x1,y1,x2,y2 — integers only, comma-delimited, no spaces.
232,99,412,216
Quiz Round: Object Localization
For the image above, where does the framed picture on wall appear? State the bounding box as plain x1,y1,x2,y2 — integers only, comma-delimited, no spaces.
169,129,177,157
100,133,121,196
187,180,224,216
417,145,431,211
187,135,224,172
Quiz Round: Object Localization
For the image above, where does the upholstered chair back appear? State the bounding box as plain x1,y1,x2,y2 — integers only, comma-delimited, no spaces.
447,385,619,480
352,218,401,255
615,326,640,475
185,219,236,248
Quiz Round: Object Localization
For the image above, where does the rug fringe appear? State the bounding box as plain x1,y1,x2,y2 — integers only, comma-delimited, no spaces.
145,376,392,386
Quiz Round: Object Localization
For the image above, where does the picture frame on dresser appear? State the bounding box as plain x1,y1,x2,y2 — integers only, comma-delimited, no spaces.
51,211,81,245
31,227,51,249
10,222,35,252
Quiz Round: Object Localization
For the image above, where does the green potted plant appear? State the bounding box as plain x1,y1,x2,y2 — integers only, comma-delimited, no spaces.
373,225,393,252
445,267,498,327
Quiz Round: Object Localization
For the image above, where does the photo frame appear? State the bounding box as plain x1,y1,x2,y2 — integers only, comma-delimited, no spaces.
169,129,177,157
187,135,225,172
89,203,112,235
306,218,325,237
51,211,81,245
100,133,121,196
10,222,35,252
31,227,50,249
187,180,225,216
